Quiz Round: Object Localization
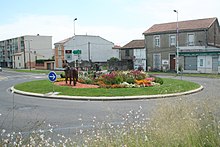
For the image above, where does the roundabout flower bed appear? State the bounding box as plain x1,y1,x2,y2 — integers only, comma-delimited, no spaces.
56,70,163,88
14,77,201,97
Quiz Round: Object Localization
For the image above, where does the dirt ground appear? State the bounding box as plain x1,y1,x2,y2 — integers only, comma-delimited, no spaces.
55,81,99,88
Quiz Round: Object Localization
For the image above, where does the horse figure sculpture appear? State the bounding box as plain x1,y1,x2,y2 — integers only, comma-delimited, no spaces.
63,63,78,86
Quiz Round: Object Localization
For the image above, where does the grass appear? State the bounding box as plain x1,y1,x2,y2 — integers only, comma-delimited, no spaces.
82,99,220,146
148,71,220,78
1,99,219,146
5,68,64,75
14,78,200,97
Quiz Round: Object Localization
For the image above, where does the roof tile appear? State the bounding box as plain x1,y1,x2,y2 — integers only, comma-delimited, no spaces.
143,17,217,34
121,39,145,49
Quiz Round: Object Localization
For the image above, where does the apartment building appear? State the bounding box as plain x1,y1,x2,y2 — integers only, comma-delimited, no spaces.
0,35,52,69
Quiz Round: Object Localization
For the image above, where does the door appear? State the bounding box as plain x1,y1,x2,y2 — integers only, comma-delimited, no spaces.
212,56,218,72
170,54,176,70
153,53,161,70
47,63,51,70
58,58,63,68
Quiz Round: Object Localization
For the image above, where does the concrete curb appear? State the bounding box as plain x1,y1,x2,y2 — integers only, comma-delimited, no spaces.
11,85,204,101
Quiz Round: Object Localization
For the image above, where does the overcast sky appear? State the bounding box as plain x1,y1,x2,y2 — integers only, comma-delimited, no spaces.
0,0,219,46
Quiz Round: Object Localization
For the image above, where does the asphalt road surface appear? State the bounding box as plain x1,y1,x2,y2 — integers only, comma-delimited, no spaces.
0,70,219,136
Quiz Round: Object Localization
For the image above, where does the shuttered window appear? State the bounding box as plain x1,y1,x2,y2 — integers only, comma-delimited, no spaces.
153,53,161,70
169,35,176,46
187,34,195,46
184,56,197,70
154,35,160,47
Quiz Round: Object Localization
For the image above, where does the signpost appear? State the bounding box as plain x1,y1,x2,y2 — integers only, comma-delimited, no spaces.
48,71,57,93
73,50,82,67
73,49,81,54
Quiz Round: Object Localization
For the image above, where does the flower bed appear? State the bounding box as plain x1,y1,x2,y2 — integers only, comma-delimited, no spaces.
56,70,163,88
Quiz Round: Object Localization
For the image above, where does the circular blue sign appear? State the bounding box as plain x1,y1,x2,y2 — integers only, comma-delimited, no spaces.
48,71,57,82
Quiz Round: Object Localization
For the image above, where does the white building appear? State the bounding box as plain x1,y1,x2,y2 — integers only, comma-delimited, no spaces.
134,48,146,71
0,35,52,68
54,35,119,68
13,52,45,69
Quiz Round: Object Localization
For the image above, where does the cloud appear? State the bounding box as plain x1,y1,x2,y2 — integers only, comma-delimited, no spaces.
0,0,219,46
0,15,73,44
0,14,143,46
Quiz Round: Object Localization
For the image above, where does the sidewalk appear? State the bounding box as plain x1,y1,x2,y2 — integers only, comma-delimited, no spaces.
11,86,204,101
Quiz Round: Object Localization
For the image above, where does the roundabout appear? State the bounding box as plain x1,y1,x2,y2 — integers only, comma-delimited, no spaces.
11,76,203,101
11,84,203,101
0,70,219,138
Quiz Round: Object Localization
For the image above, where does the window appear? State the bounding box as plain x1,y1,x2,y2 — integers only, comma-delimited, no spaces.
125,50,130,56
184,56,197,70
187,33,195,46
58,46,62,56
200,59,204,67
65,50,72,54
154,35,160,47
169,35,176,46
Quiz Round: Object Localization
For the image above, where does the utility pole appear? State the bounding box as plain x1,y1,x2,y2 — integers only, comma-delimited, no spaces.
23,42,26,69
88,42,91,62
74,18,77,36
25,40,32,71
174,10,179,74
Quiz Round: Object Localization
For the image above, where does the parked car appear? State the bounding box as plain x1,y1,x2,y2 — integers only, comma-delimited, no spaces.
0,67,2,72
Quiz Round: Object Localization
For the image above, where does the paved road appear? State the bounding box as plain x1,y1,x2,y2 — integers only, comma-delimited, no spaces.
0,70,219,136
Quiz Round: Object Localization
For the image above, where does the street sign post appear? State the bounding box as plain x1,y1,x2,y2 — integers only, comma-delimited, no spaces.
48,71,57,82
73,49,81,54
48,71,57,92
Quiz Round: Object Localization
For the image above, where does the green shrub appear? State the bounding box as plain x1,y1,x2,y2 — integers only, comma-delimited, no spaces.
125,77,135,84
154,77,163,85
84,78,93,84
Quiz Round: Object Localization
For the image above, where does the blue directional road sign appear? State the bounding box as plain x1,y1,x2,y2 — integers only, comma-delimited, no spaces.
48,71,57,82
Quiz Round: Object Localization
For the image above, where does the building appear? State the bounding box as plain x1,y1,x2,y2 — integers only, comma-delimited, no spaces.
0,35,52,69
143,17,220,73
54,37,71,69
13,52,44,69
54,35,119,68
119,39,146,71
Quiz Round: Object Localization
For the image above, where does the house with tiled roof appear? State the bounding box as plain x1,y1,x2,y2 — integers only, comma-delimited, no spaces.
119,39,146,70
143,17,220,73
54,37,72,68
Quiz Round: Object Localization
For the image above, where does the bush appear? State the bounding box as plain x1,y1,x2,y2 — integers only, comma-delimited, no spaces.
130,70,147,80
154,77,163,85
125,77,135,84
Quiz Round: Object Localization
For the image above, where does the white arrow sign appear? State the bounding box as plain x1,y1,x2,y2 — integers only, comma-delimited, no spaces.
48,71,57,82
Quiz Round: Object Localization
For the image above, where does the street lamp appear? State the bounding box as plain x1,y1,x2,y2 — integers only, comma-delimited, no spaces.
74,18,77,36
174,10,179,74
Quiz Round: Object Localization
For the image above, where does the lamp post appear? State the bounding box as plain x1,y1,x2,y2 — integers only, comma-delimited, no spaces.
25,40,32,71
174,10,179,74
74,18,77,36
